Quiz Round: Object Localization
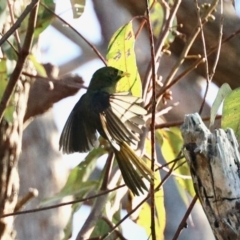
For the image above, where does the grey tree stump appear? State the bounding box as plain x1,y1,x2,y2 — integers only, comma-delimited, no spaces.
181,113,240,240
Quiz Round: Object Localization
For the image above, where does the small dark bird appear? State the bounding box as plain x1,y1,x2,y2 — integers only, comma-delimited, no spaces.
59,66,153,195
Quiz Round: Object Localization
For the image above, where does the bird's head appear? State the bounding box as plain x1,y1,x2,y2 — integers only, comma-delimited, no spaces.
88,66,129,93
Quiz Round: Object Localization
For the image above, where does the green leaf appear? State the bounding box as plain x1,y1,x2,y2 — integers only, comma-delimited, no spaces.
63,203,82,240
41,148,106,206
70,0,85,18
90,218,118,239
135,138,165,239
148,1,164,37
107,21,142,97
222,87,240,141
157,128,195,197
34,0,55,38
28,55,47,77
210,83,232,127
147,0,176,45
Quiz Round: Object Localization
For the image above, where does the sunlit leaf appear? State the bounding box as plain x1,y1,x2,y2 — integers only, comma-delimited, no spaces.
148,1,164,37
157,128,195,197
70,0,85,18
28,55,47,77
222,87,240,141
148,0,177,45
134,138,165,239
137,202,164,240
107,21,142,97
210,83,232,127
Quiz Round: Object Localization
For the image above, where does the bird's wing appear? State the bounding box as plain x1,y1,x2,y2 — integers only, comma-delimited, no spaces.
99,109,139,148
109,93,147,133
59,96,99,153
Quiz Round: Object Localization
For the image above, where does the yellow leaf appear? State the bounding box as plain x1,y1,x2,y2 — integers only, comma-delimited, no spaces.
106,21,142,97
157,128,195,197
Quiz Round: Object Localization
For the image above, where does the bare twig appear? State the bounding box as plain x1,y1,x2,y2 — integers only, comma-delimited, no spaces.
172,195,198,240
0,183,126,219
145,0,157,239
41,2,107,66
0,0,39,46
0,0,39,122
155,115,221,129
195,0,210,115
198,0,223,114
7,0,21,51
76,153,114,240
101,217,127,240
15,188,39,212
159,0,219,104
143,0,181,103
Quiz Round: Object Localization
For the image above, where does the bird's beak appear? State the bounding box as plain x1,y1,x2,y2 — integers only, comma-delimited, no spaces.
118,71,130,78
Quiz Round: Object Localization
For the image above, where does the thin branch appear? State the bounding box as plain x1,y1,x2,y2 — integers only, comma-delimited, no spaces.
0,0,39,46
41,2,107,66
145,0,157,239
155,115,222,129
76,153,115,240
195,0,210,115
210,0,223,78
146,57,204,109
172,195,198,240
0,182,127,219
159,0,219,105
0,0,39,122
101,217,127,240
142,0,181,102
199,0,223,114
7,0,21,51
15,188,38,212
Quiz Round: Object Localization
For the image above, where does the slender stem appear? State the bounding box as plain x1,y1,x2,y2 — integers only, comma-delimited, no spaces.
172,195,198,240
40,2,107,66
0,0,39,46
145,0,157,239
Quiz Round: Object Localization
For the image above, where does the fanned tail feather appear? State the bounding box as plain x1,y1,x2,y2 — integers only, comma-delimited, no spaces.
114,142,154,195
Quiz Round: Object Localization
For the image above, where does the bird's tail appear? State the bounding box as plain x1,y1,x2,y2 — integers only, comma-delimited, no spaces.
114,141,154,196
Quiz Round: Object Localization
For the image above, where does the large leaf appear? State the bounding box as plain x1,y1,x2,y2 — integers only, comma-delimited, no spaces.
210,83,232,127
222,87,240,141
127,137,165,239
41,148,106,206
157,128,195,197
107,21,142,97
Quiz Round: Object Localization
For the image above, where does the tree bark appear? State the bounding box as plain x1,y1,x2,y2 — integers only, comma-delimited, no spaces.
0,77,30,239
181,113,240,239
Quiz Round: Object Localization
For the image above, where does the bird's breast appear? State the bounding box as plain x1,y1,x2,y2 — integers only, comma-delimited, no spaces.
90,91,111,113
